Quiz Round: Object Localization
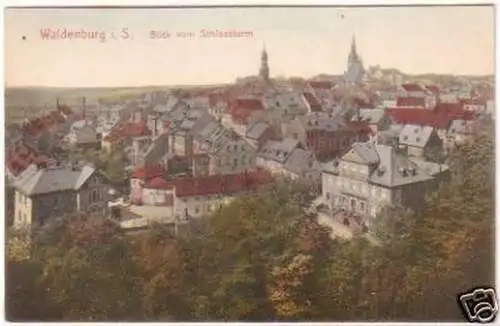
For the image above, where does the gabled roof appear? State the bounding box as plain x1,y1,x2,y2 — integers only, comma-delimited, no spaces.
409,157,449,176
348,142,380,164
6,141,55,177
351,108,386,125
426,85,440,94
386,108,475,129
74,125,99,143
283,148,321,175
297,112,344,132
367,144,433,187
14,164,96,196
447,119,476,136
230,98,264,111
398,124,435,148
303,92,323,112
131,165,165,179
396,97,426,107
161,169,273,198
258,138,300,164
144,177,170,189
110,121,151,139
401,83,426,92
308,80,335,90
245,121,270,140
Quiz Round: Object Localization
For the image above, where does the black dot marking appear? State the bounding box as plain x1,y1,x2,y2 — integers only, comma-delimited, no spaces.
21,36,26,40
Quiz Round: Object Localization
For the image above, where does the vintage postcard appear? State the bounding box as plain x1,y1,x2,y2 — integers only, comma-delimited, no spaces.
4,4,496,322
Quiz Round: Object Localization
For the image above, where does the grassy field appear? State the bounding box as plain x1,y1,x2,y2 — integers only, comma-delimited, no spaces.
4,84,229,124
4,86,163,124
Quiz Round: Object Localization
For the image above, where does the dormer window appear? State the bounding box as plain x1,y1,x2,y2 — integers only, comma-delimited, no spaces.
414,128,419,133
416,137,421,143
403,136,408,141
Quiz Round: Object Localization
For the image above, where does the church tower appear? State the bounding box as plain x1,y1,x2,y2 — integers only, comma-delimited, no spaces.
259,45,270,82
345,34,365,85
348,35,361,70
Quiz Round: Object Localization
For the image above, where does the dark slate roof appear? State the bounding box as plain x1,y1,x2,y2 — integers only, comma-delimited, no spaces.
283,148,321,175
75,125,99,143
408,157,449,176
245,121,270,140
258,138,299,164
349,142,380,164
351,108,386,125
340,142,434,188
367,144,434,187
447,119,476,137
296,112,344,131
14,164,96,196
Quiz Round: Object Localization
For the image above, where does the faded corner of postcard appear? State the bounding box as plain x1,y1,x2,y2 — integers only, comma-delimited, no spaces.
3,4,496,323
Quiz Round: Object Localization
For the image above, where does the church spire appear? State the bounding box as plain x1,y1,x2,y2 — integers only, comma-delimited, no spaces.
259,43,269,82
349,34,358,60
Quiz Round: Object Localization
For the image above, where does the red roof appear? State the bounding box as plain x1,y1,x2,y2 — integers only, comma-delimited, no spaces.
115,122,151,139
131,165,165,179
353,97,372,109
230,98,264,112
387,108,475,129
402,83,425,92
6,142,53,176
309,81,334,90
303,92,322,112
21,110,67,136
228,98,265,124
435,101,463,113
426,85,440,94
346,120,372,132
396,97,426,107
144,177,170,189
163,169,273,198
462,99,485,106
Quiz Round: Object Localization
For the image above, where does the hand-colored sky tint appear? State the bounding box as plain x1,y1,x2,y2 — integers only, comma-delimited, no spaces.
5,6,495,87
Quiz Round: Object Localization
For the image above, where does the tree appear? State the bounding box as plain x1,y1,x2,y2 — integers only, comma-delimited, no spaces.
31,216,142,321
133,225,191,320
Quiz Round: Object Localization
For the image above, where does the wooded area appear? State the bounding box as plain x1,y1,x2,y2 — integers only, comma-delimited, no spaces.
6,124,494,321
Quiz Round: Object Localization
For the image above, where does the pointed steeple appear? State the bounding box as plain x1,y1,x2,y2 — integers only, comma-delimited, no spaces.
259,43,269,82
349,34,359,61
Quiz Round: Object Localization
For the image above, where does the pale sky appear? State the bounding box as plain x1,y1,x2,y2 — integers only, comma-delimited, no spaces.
4,6,495,87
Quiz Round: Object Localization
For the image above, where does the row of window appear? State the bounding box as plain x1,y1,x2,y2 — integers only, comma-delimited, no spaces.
216,156,254,168
307,137,355,150
225,143,247,153
336,178,389,199
183,203,218,216
339,196,367,212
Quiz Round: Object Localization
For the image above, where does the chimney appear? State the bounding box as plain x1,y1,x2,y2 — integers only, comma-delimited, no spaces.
82,97,87,121
153,117,158,138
